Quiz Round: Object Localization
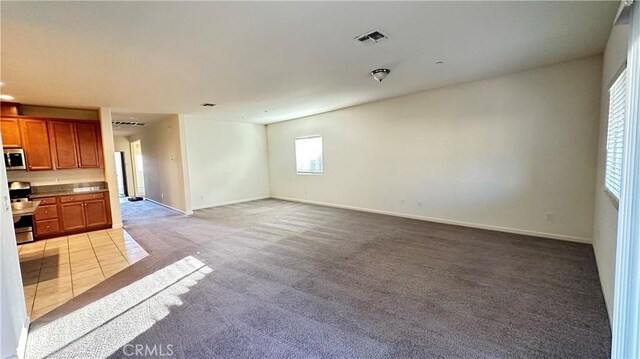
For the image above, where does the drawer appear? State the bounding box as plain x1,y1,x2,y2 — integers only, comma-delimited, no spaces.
35,219,60,235
60,192,104,203
36,197,57,205
34,205,58,220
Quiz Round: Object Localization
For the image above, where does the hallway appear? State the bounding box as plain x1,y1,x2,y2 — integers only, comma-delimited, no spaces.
120,199,182,227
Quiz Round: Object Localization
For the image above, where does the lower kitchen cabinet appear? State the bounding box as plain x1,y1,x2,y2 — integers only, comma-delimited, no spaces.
85,199,109,227
34,191,112,239
60,202,87,231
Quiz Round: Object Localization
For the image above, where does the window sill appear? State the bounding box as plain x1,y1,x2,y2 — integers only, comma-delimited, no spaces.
604,187,620,211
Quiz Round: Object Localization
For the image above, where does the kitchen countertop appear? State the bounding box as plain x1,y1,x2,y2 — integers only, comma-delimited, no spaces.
11,200,41,216
30,188,109,198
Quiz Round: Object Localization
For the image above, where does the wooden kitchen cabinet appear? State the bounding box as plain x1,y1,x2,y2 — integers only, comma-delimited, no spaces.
60,202,88,232
49,120,79,169
34,197,62,238
55,191,111,235
19,118,54,170
85,199,109,227
35,219,61,237
0,118,22,148
75,121,102,168
2,115,103,170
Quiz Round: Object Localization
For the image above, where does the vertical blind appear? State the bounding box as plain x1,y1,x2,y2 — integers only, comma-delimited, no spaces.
605,68,627,200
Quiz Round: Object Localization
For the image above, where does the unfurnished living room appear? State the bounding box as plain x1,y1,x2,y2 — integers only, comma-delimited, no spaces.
1,1,640,359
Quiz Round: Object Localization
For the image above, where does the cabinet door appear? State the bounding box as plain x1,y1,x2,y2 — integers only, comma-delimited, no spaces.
20,118,53,170
35,219,61,237
0,118,22,148
49,121,79,169
75,122,101,168
84,199,109,228
60,202,86,231
34,204,58,220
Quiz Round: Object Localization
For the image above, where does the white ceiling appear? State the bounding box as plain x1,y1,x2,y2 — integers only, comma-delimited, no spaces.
1,1,618,124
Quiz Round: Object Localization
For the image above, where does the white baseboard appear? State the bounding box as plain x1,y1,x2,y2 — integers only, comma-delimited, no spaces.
192,196,270,211
271,196,592,244
16,317,29,359
145,198,188,214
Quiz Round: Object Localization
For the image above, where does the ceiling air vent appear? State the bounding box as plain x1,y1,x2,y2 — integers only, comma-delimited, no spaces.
355,29,388,45
112,121,146,127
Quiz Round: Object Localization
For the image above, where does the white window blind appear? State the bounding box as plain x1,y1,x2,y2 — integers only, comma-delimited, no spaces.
605,68,627,201
295,136,323,174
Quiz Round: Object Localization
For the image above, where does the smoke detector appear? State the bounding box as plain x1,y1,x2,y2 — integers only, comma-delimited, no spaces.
371,68,390,82
355,29,388,45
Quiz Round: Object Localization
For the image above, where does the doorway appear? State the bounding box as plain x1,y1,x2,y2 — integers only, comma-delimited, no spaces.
130,140,145,197
114,151,128,197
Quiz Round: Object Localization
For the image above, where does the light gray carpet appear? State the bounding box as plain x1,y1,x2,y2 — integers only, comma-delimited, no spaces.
26,199,611,358
120,198,182,227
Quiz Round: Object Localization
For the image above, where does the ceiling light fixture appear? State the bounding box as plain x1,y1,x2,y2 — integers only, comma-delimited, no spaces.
436,61,444,65
200,103,216,107
0,94,15,101
371,68,390,82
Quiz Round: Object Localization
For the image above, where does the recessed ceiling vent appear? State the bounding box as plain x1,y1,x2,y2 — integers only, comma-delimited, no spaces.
112,121,146,127
355,29,388,45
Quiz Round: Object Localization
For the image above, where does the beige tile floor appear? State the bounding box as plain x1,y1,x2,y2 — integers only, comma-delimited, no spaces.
18,228,148,320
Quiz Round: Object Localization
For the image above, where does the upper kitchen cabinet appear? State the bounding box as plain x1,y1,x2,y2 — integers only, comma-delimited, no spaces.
49,120,79,169
75,121,102,168
20,118,54,170
1,118,22,148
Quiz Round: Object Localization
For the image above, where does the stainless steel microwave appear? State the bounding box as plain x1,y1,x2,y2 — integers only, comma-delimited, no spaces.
3,148,26,170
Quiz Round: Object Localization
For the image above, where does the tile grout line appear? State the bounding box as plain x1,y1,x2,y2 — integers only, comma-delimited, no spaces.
108,229,137,265
87,234,108,279
30,241,48,317
65,237,75,298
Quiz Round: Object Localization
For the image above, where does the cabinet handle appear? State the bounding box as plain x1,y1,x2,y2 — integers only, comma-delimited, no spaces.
46,225,50,229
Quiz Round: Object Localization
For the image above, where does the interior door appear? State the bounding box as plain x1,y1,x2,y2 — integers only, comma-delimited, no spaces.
114,152,127,197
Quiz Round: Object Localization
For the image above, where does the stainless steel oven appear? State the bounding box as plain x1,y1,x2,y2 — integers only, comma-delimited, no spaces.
4,148,26,170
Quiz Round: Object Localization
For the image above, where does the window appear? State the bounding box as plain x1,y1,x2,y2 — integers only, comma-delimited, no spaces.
295,136,323,174
605,68,627,201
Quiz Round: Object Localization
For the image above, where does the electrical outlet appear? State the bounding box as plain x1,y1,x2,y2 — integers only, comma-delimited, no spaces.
545,212,553,221
401,199,405,205
417,201,422,206
161,193,165,199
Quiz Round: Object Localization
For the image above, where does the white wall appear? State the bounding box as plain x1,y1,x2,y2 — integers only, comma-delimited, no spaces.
113,136,135,196
129,115,188,212
268,56,602,242
593,23,629,321
184,119,270,210
99,108,122,228
0,137,29,359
